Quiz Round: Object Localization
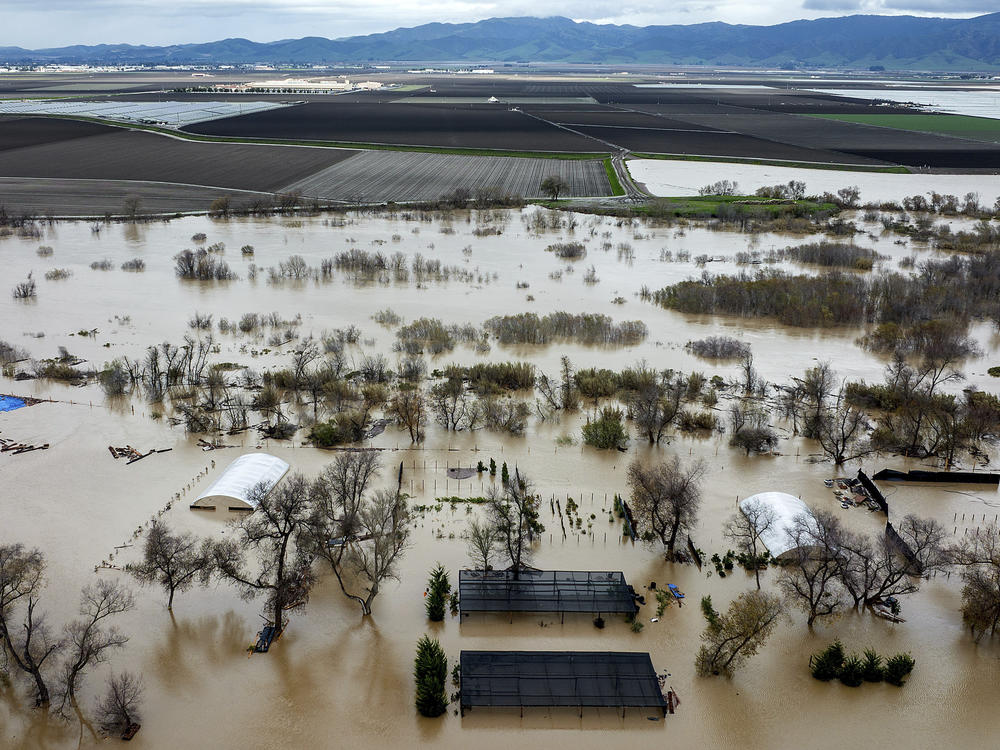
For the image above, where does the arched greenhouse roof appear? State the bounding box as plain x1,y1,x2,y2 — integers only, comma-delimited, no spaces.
191,453,289,511
739,491,816,560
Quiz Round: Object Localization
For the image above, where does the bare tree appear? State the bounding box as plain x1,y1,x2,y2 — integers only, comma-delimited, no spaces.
627,457,705,562
739,352,760,395
728,401,778,455
837,515,946,609
695,591,784,677
0,544,59,706
309,454,410,615
466,518,502,571
290,336,320,388
389,385,426,443
816,390,872,465
797,362,836,439
724,499,776,589
60,581,134,709
212,476,316,633
429,378,479,431
129,520,214,609
486,471,544,578
95,671,143,736
949,523,1000,641
625,365,683,444
778,511,845,628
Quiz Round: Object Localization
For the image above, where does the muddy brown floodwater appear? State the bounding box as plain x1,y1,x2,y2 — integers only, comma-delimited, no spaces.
3,207,1000,749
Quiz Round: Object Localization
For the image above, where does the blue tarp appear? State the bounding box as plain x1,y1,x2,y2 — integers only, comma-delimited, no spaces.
0,395,26,413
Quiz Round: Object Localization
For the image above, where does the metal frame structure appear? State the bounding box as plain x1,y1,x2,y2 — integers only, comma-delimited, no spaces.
459,650,666,717
458,569,639,621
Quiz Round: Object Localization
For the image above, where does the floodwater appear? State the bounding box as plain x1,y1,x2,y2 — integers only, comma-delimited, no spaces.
805,88,1000,121
630,159,1000,204
3,207,1000,749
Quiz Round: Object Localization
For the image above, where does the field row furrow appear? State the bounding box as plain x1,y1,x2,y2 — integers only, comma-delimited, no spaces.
282,151,611,201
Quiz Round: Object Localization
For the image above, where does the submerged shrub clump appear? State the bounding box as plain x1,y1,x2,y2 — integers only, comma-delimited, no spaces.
484,312,647,346
174,249,237,281
687,336,750,360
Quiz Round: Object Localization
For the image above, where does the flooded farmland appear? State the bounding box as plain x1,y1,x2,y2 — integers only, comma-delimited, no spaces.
3,205,1000,749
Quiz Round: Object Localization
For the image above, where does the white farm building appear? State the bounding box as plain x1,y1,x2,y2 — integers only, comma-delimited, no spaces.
738,491,817,560
191,453,289,511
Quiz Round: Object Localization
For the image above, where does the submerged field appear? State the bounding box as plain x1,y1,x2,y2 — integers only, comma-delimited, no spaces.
3,204,1000,748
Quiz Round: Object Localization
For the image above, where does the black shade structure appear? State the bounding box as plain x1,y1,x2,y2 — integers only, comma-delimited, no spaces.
458,569,639,619
459,651,666,716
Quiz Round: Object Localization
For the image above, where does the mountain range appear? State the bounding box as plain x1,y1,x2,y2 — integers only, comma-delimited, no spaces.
2,14,1000,70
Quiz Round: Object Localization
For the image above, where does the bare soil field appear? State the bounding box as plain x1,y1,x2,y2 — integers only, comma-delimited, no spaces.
183,101,607,152
0,116,116,152
531,109,725,131
665,111,1000,169
0,176,271,215
573,125,883,164
281,150,611,201
0,129,357,191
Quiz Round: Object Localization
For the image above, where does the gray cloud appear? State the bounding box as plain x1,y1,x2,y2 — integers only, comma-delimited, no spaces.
882,0,1000,10
802,0,865,9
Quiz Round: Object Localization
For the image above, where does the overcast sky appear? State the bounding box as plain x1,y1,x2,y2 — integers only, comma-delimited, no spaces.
3,0,995,48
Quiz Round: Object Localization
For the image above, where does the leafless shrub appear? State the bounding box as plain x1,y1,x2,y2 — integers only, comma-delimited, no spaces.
188,312,213,330
687,336,751,360
173,249,236,281
484,312,646,346
373,308,402,327
545,241,586,260
12,273,36,299
120,258,145,271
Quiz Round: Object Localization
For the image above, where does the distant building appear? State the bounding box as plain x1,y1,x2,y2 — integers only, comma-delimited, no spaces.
209,77,384,94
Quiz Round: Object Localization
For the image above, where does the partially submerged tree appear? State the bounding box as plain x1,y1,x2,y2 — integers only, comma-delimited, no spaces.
797,362,836,439
486,470,543,578
425,564,451,622
623,364,683,444
60,581,134,710
389,384,427,443
582,406,628,450
627,457,705,562
695,592,784,677
212,476,316,633
778,511,846,628
950,523,1000,641
309,451,410,616
837,514,946,608
466,518,502,571
129,520,214,609
724,499,777,589
816,390,872,465
728,401,778,455
1,546,132,710
414,635,448,717
95,671,143,736
0,544,57,706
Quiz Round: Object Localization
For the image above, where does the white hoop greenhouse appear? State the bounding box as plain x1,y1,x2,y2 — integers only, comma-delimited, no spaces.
191,453,289,511
738,491,818,560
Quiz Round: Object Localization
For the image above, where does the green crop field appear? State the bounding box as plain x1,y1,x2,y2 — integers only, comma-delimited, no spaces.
807,113,1000,144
